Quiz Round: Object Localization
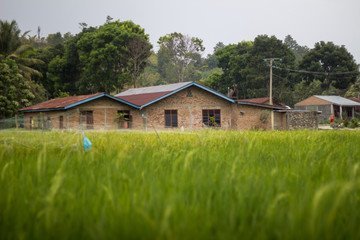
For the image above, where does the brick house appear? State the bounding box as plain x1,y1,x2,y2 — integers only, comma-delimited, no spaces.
19,93,139,130
294,95,360,121
19,82,317,131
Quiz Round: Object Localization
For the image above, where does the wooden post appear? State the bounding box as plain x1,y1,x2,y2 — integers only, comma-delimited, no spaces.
15,114,19,129
340,106,343,120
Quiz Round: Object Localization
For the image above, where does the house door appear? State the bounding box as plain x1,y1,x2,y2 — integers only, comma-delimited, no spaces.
59,116,64,129
80,111,94,129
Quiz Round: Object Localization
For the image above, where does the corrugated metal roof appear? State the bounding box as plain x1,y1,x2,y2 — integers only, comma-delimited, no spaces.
116,91,172,107
115,82,235,108
116,82,192,96
19,93,140,112
20,93,104,111
315,95,360,106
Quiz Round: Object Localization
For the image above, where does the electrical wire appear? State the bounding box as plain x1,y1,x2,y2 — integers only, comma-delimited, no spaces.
277,66,359,76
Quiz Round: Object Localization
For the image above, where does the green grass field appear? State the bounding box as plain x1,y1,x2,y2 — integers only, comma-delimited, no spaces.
1,130,360,240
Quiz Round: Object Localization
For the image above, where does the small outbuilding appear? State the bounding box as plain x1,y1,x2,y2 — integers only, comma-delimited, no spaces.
294,95,360,121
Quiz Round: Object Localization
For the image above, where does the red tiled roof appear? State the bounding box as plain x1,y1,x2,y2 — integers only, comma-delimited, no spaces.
239,97,270,104
20,93,104,111
116,91,172,107
349,97,360,103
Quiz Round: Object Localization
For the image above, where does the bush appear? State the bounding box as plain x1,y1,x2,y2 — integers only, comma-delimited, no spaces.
334,119,343,124
350,117,359,128
343,119,349,127
319,120,331,124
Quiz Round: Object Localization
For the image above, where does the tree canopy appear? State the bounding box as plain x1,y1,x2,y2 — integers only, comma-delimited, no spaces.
207,35,296,103
158,32,205,82
299,41,358,94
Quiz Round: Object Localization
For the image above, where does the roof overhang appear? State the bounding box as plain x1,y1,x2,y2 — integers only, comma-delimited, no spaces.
19,93,140,113
237,101,288,110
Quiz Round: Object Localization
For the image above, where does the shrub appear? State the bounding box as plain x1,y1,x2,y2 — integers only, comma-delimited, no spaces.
350,117,359,128
343,118,349,127
319,120,331,124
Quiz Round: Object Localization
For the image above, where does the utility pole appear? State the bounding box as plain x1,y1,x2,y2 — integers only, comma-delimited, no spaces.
264,58,282,130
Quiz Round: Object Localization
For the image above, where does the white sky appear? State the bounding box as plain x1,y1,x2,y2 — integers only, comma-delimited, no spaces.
1,0,360,62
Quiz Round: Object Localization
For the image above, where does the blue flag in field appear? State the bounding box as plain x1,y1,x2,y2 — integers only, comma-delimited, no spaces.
82,132,92,152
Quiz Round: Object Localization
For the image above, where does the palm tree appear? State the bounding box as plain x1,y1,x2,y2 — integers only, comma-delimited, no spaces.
0,20,43,80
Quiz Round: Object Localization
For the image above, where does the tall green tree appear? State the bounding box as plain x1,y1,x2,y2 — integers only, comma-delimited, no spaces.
47,27,96,95
76,20,151,93
0,20,46,104
284,35,309,61
0,20,25,57
127,37,152,88
158,32,205,82
0,59,33,118
210,35,296,103
299,41,358,94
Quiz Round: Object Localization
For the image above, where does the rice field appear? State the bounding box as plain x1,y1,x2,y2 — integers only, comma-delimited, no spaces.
1,129,360,240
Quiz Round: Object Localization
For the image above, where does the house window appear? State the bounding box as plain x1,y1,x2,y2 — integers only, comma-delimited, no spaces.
59,116,64,129
202,109,221,127
117,110,131,129
165,110,178,128
80,111,94,129
187,89,193,97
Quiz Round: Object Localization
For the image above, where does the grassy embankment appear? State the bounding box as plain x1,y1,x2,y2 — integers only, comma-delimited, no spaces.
1,130,360,240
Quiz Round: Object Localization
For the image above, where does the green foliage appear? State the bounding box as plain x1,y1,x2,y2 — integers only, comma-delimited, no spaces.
76,20,151,93
350,117,359,128
158,32,205,82
0,20,23,57
343,118,349,127
259,110,270,124
0,59,33,118
284,35,309,61
212,36,296,102
1,131,360,239
293,79,322,103
345,78,360,98
299,41,359,93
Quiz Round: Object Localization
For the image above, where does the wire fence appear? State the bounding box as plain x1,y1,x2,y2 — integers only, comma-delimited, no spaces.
0,114,136,131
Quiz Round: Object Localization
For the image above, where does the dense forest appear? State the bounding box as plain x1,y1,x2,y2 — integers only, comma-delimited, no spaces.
1,17,359,119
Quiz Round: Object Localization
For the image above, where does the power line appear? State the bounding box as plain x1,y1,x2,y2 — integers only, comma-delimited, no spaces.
277,67,359,76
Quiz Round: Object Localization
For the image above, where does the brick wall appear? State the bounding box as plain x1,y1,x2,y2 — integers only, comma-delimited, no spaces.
143,86,233,130
23,97,140,130
231,104,286,130
23,88,290,131
295,96,330,106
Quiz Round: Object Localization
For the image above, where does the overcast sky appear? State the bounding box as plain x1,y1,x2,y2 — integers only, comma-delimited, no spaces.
1,0,360,62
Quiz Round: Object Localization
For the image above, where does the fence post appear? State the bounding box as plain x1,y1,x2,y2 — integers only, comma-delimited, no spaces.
15,114,19,129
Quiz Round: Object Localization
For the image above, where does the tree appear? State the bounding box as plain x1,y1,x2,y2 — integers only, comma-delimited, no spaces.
212,35,296,103
158,32,205,82
0,20,46,103
0,20,25,57
284,35,309,61
76,20,151,93
47,27,96,95
0,59,33,118
299,41,359,94
127,37,152,87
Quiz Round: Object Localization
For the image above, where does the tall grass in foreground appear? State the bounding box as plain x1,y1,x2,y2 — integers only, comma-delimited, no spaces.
0,130,360,240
